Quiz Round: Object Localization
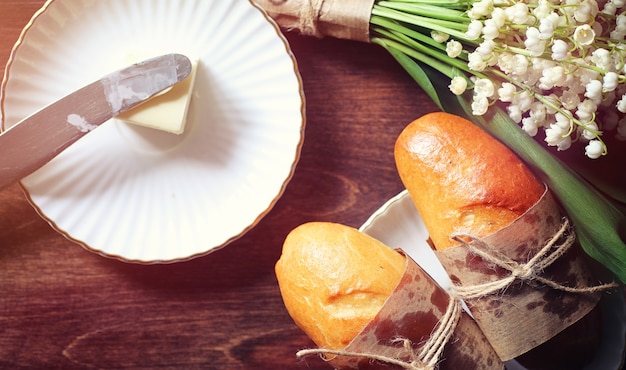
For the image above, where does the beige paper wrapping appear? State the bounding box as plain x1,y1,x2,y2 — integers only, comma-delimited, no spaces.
325,254,503,370
435,189,602,361
253,0,375,42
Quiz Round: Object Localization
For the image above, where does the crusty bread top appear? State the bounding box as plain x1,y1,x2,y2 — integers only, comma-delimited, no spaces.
394,112,545,250
275,222,405,350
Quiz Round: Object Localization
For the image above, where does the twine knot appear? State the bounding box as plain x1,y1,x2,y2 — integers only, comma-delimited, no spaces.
451,219,617,299
296,296,462,370
511,264,535,281
293,0,325,37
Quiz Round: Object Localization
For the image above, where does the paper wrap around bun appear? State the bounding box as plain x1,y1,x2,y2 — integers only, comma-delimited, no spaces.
435,189,603,361
325,253,503,370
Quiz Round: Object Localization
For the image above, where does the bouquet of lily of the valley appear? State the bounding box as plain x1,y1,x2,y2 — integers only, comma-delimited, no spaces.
372,0,626,158
254,0,626,283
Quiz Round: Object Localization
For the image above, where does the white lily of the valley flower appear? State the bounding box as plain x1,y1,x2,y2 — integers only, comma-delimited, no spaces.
482,18,500,40
476,39,495,58
617,14,626,33
474,78,496,97
581,121,601,140
539,12,560,39
545,123,572,150
574,0,599,23
604,72,619,91
554,112,573,130
446,40,463,58
525,27,547,56
470,0,494,18
603,1,618,14
507,104,523,123
471,95,490,115
574,24,595,45
617,94,626,113
533,0,553,19
585,139,604,158
449,76,468,95
431,30,449,43
585,80,604,102
577,99,599,122
468,52,487,71
522,116,540,136
505,3,530,24
561,90,582,110
513,90,533,112
529,102,547,124
551,39,569,61
591,48,612,70
466,20,483,40
498,82,516,102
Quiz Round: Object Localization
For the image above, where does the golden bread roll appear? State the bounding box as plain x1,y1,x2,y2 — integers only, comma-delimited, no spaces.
394,112,602,369
274,221,405,350
394,112,545,250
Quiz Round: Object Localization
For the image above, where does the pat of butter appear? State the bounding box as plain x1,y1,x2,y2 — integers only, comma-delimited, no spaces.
117,59,198,135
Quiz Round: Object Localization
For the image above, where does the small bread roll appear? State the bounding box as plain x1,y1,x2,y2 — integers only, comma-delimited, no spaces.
394,112,545,250
275,222,405,350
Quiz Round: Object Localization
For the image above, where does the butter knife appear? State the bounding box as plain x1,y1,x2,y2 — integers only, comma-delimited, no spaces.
0,53,192,191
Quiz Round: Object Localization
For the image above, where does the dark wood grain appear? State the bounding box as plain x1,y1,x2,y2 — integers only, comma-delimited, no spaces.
0,2,439,369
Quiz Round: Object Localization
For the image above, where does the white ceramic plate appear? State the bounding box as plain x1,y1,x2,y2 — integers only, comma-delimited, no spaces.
1,0,305,262
360,191,626,370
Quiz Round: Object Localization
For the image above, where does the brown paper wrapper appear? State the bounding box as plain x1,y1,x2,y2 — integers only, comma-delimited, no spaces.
326,253,503,370
435,189,602,361
253,0,375,42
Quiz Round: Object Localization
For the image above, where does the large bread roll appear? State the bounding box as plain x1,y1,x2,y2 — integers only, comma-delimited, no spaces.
394,112,545,250
394,112,603,369
275,221,405,350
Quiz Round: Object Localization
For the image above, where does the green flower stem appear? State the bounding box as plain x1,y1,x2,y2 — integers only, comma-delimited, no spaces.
376,1,470,22
372,36,459,79
383,0,471,5
381,0,473,8
370,22,475,75
371,15,448,53
371,6,472,41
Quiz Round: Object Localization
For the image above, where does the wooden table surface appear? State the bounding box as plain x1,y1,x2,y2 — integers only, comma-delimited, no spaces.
0,1,439,369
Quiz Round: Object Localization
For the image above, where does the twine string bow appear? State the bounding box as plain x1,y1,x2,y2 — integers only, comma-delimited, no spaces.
298,0,325,37
296,296,462,370
451,219,617,300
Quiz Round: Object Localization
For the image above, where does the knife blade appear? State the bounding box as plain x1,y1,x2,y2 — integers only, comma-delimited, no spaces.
0,53,192,191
